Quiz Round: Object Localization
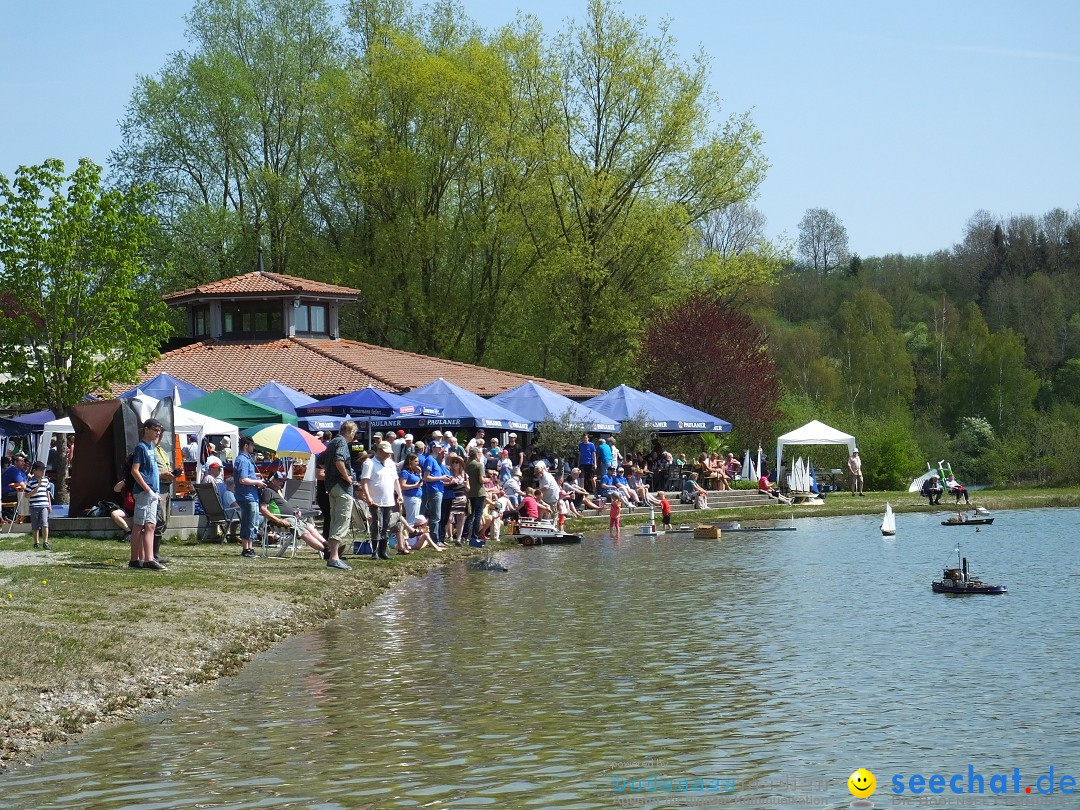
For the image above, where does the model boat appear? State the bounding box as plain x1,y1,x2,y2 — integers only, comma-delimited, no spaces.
881,502,896,536
514,518,583,546
931,545,1006,594
941,508,993,526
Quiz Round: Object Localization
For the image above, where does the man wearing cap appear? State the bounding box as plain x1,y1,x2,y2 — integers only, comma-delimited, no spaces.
848,449,864,496
395,433,414,470
202,443,222,479
391,429,408,465
920,472,943,505
260,472,329,558
129,419,165,570
1,452,29,521
324,420,358,569
505,432,523,470
182,434,200,463
233,435,267,557
204,459,236,510
361,440,404,560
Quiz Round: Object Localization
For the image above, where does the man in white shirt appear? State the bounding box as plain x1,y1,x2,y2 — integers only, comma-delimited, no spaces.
182,434,200,463
536,461,560,513
361,441,403,560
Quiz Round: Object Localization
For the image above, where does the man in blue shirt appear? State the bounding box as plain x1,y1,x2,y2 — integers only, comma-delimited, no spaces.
2,453,29,520
577,433,596,493
129,419,164,570
421,442,451,544
232,435,267,559
596,437,614,487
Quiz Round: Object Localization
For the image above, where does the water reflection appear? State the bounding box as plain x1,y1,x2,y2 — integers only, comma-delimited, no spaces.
3,509,1079,809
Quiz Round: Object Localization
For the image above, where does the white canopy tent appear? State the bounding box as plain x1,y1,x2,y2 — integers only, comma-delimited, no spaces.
775,420,857,474
36,396,239,464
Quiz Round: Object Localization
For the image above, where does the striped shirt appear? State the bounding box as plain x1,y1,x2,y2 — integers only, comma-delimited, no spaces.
27,476,52,510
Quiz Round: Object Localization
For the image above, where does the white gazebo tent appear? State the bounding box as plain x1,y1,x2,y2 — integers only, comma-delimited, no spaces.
775,420,857,475
36,396,239,465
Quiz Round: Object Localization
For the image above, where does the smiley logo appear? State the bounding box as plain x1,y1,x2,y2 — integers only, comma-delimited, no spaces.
847,768,876,798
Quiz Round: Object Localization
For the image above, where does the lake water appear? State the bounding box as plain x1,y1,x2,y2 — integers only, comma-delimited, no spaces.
2,508,1079,809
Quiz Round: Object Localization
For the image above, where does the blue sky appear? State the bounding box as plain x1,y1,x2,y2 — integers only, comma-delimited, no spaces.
1,0,1077,258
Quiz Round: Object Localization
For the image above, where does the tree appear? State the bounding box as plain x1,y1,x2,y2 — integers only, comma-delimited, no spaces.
0,159,170,499
532,408,584,467
796,207,850,276
641,293,782,446
113,0,343,284
522,0,767,385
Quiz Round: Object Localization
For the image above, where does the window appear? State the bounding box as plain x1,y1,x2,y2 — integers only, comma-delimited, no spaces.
192,306,209,337
295,303,328,335
221,303,284,339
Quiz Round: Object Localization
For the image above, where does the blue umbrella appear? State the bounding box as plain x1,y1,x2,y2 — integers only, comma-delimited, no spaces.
244,381,317,416
583,384,731,433
296,387,442,419
117,373,209,403
371,378,532,432
490,381,619,433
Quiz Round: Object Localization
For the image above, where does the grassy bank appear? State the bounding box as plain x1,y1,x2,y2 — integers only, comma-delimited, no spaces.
1,487,1075,771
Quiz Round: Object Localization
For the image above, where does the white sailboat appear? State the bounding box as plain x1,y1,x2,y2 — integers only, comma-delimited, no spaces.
881,501,896,536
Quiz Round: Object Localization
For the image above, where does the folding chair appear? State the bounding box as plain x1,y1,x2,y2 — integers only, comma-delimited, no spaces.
3,491,23,533
193,482,240,543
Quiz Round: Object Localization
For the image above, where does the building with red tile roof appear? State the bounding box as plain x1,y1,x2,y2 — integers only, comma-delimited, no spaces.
123,270,600,400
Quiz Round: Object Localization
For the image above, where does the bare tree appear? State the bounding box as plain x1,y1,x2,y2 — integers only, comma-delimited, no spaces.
700,202,767,257
796,207,850,275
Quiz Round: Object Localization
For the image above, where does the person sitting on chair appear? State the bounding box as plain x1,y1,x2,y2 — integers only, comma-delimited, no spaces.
758,468,792,504
945,473,970,505
921,473,943,505
260,472,328,556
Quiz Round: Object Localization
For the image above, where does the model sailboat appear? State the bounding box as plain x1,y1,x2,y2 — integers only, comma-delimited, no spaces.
881,502,896,536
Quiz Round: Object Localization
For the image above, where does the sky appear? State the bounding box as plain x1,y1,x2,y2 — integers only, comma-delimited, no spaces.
1,0,1078,258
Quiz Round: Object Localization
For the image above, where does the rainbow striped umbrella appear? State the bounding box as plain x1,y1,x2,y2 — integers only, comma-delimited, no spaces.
247,423,326,458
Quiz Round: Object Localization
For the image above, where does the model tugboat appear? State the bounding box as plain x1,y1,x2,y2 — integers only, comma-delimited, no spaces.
931,545,1006,595
514,518,584,546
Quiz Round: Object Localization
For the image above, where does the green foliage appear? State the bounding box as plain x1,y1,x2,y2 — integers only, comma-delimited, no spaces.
532,408,584,462
0,158,169,414
614,412,657,457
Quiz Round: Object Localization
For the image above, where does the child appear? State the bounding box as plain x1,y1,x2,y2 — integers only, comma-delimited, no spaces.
26,461,53,550
659,493,672,529
608,496,621,535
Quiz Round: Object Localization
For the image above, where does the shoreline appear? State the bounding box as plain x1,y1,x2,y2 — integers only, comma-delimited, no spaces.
1,488,1075,774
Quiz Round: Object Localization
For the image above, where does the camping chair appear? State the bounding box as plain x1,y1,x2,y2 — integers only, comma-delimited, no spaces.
193,482,240,543
3,490,23,533
349,498,373,555
283,479,317,512
258,512,302,558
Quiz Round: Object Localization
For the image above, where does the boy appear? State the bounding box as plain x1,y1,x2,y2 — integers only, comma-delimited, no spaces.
659,493,672,529
26,461,53,550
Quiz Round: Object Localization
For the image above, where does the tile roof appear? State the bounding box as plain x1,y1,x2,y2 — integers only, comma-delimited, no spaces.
163,271,360,303
295,339,601,398
113,338,601,400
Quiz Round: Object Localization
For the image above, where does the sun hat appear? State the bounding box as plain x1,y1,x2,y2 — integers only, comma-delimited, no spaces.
432,430,443,437
509,432,517,438
378,441,393,452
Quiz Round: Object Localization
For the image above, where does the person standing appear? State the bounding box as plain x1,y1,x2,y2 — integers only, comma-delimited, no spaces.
505,432,523,470
848,449,864,496
463,447,487,543
577,433,597,493
129,419,165,570
324,421,358,570
596,437,614,487
26,461,52,550
233,435,267,558
361,440,403,560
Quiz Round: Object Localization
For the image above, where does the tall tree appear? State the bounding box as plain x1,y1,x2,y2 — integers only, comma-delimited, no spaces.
523,0,767,385
0,159,170,498
113,0,343,284
641,294,782,446
796,207,850,276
